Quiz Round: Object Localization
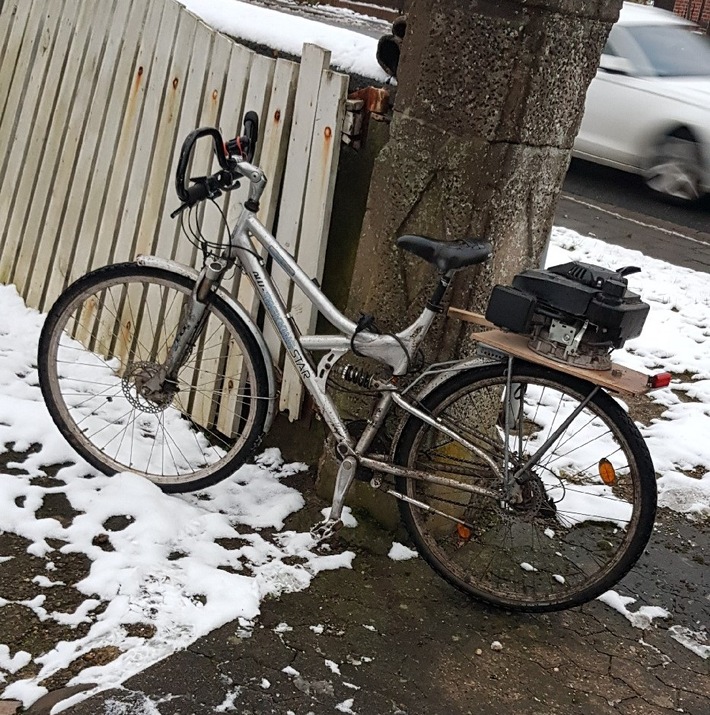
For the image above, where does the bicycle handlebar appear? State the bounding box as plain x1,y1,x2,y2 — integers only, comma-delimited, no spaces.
173,112,260,213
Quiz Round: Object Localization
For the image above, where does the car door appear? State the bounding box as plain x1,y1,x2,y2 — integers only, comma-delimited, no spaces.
575,27,658,171
577,73,659,170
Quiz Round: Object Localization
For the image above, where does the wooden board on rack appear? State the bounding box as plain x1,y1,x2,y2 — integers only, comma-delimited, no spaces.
448,306,496,329
469,329,652,397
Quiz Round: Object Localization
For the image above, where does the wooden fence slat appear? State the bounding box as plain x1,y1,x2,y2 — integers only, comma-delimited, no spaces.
207,41,255,303
279,69,348,417
38,0,139,308
260,43,331,367
132,6,196,260
0,0,39,149
0,0,31,132
231,57,299,324
191,31,248,257
256,59,300,234
188,40,253,348
6,0,84,290
0,0,68,281
173,26,229,422
85,0,165,273
153,20,221,266
92,0,182,363
52,0,152,296
111,0,181,265
233,53,283,317
25,0,123,309
190,48,277,426
15,0,107,304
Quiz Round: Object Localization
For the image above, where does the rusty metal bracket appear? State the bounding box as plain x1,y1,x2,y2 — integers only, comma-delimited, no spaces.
341,87,391,150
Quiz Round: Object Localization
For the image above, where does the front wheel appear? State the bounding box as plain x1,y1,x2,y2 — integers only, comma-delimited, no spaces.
393,362,657,612
38,263,270,492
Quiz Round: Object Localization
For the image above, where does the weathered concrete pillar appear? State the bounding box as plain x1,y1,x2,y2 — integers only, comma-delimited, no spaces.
348,0,623,358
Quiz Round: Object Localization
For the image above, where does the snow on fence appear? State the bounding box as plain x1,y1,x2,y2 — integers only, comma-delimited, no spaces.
0,0,349,420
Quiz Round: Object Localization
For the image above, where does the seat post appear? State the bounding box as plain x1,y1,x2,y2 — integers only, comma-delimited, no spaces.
426,270,455,313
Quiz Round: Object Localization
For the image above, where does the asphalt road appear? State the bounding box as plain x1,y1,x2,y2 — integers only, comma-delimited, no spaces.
558,159,710,274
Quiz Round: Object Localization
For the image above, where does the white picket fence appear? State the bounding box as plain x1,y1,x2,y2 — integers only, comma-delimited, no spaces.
0,0,349,420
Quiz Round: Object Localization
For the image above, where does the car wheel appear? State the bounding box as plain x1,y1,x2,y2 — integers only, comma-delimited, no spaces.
645,132,703,203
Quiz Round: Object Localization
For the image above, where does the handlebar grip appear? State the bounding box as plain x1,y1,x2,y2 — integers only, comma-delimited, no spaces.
175,127,230,203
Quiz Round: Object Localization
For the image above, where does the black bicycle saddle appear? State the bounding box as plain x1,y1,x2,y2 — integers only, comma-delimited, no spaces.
397,235,492,273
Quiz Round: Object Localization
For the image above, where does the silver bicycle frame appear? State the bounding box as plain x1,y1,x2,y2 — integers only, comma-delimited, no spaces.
201,162,507,523
226,187,441,452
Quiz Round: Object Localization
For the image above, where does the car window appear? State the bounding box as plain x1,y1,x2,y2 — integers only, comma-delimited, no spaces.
601,39,618,57
626,25,710,77
602,25,622,57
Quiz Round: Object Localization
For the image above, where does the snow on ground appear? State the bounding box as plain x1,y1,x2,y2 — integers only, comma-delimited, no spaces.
176,0,389,80
549,227,710,520
387,542,418,561
0,227,708,707
0,281,355,707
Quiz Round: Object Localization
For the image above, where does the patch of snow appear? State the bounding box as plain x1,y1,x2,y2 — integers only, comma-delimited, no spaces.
387,542,418,561
668,626,709,659
324,659,341,675
596,590,670,630
335,698,357,714
320,505,358,528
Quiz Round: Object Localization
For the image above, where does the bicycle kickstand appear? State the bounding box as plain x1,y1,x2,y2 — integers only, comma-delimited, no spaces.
310,455,357,544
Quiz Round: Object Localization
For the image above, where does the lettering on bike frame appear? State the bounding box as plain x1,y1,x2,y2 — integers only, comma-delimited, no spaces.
224,206,440,449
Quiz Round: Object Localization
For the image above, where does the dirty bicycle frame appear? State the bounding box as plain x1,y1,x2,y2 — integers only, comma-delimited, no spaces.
152,152,509,536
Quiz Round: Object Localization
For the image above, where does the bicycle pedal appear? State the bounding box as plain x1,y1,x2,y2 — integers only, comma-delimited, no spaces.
310,517,344,544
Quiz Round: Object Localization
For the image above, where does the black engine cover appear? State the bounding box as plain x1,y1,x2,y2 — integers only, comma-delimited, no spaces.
485,261,649,349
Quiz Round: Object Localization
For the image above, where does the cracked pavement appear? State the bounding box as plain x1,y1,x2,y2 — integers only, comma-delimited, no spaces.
4,460,705,715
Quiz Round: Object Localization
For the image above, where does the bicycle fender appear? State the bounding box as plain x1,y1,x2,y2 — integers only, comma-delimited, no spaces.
136,255,277,434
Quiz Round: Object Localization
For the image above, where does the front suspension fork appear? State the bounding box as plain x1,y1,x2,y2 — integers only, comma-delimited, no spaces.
143,258,228,393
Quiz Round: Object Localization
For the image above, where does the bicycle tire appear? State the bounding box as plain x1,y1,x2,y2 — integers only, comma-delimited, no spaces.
38,263,270,492
393,361,657,612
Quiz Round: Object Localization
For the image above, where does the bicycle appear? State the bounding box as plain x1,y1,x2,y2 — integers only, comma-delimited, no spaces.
38,113,665,612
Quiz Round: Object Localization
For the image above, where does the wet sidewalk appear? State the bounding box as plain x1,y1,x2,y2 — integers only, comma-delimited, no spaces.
7,463,707,715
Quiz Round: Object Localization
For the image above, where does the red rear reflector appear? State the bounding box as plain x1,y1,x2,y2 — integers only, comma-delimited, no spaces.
648,372,671,389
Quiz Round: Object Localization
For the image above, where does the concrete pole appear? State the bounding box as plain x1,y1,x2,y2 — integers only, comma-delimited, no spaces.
347,0,623,360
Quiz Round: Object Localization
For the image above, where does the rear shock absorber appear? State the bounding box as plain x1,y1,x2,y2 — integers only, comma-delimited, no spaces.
341,364,375,389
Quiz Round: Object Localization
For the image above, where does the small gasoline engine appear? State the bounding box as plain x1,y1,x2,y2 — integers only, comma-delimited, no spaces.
484,261,650,371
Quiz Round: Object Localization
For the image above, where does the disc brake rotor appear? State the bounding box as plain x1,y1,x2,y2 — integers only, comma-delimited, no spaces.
122,361,175,413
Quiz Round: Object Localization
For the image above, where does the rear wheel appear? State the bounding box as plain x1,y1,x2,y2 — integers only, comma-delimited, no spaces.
38,263,270,492
645,131,703,203
394,362,656,612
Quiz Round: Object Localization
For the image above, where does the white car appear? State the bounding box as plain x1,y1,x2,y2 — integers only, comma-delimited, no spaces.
573,2,710,203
